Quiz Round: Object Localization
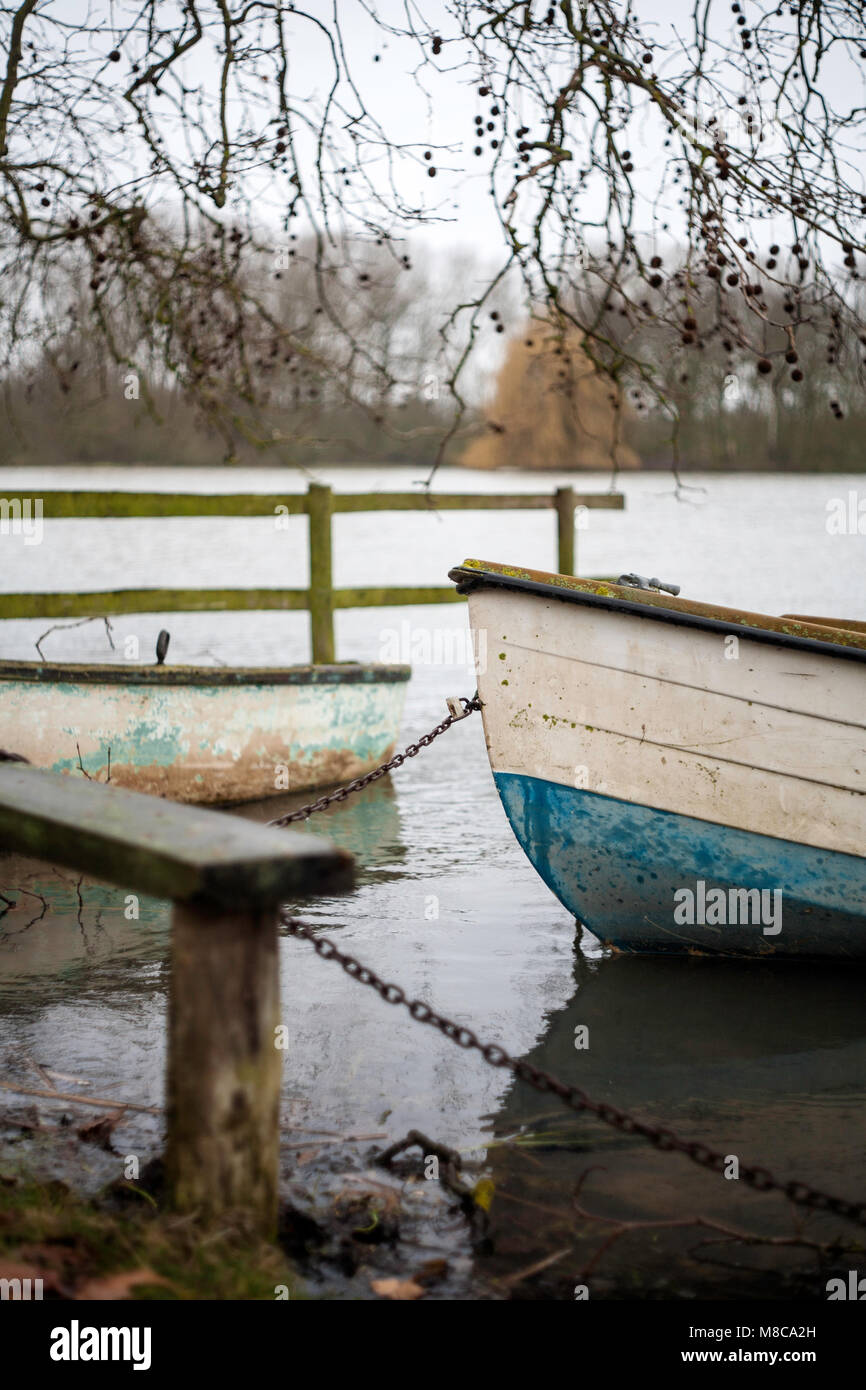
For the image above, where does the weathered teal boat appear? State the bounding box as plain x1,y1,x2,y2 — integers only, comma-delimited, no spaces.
0,658,410,804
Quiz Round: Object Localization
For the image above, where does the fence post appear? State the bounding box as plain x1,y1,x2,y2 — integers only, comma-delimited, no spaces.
307,483,335,663
166,900,281,1235
555,485,577,575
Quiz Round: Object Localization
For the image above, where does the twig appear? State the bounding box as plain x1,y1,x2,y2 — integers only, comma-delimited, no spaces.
75,744,93,781
35,616,115,662
498,1246,575,1289
0,1081,159,1114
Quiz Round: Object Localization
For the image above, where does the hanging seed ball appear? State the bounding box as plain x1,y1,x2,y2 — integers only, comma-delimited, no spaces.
490,310,499,320
525,338,534,347
479,86,490,96
496,323,505,333
757,358,772,374
432,35,442,54
770,244,780,255
791,368,803,382
649,273,663,288
40,196,50,206
424,150,432,160
474,146,482,156
726,273,739,285
844,254,856,268
642,52,652,63
109,50,121,62
681,331,695,345
683,315,697,331
785,349,798,363
767,258,776,269
428,166,437,177
650,254,662,268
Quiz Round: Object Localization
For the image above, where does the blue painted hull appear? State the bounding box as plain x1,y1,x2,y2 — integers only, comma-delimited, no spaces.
495,772,866,957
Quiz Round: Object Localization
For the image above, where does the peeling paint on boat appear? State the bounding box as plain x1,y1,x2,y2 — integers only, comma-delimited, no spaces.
0,663,410,804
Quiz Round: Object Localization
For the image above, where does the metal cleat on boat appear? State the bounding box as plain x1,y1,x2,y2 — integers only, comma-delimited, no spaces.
617,573,681,596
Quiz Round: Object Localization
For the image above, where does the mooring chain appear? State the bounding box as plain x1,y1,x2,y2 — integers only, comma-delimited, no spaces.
268,694,482,827
281,914,866,1230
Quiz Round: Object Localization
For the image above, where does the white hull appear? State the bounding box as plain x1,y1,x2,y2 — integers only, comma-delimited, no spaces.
469,587,866,857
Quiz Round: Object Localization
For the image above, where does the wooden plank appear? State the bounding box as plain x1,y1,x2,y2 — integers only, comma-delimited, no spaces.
555,485,576,576
0,763,354,905
1,488,624,517
333,586,465,608
307,484,335,663
1,492,309,518
331,492,625,512
0,589,310,620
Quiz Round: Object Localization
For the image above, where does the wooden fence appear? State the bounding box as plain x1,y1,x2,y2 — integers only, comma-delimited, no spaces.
0,759,353,1235
0,484,625,663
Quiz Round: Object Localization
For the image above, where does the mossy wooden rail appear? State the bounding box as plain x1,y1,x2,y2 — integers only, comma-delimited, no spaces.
0,483,624,663
0,760,354,1235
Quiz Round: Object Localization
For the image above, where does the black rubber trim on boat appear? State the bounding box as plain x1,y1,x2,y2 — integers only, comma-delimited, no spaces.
448,566,866,666
0,662,413,687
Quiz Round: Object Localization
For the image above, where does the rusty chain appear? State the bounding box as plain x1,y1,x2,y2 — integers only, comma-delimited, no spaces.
268,694,482,827
280,914,866,1230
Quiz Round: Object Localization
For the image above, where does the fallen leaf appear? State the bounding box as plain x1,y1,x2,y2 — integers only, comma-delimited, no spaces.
77,1112,123,1149
472,1177,495,1212
75,1268,173,1301
415,1258,448,1286
370,1276,424,1301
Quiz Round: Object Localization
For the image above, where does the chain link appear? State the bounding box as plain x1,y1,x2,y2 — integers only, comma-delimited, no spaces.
268,695,481,827
281,914,866,1230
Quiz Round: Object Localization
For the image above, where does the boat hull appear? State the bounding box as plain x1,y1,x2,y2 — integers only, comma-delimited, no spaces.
454,564,866,957
496,772,866,956
0,662,410,804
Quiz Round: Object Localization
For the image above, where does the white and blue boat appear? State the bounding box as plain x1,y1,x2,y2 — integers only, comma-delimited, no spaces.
450,560,866,957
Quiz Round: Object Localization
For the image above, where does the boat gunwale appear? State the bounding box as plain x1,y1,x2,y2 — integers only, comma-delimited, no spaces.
0,661,412,687
449,562,866,664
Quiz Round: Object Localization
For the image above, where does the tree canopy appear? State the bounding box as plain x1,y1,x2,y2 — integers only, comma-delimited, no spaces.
2,1,864,470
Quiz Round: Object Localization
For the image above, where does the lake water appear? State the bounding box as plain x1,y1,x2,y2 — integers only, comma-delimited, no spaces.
0,465,864,1300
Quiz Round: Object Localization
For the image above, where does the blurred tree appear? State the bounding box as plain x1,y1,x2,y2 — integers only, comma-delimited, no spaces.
1,1,864,471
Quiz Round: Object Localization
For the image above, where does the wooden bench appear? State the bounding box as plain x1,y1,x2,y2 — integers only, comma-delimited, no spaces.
0,763,354,1234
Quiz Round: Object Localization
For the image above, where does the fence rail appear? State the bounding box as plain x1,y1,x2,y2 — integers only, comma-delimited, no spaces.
0,483,625,663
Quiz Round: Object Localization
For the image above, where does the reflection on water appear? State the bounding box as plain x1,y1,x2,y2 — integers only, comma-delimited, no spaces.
480,952,866,1297
0,854,169,997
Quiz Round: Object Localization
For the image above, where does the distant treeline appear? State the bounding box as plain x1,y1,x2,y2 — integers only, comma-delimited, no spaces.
1,247,864,472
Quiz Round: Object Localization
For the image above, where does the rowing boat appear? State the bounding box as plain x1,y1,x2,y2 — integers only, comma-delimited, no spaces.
449,559,866,956
0,658,410,804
